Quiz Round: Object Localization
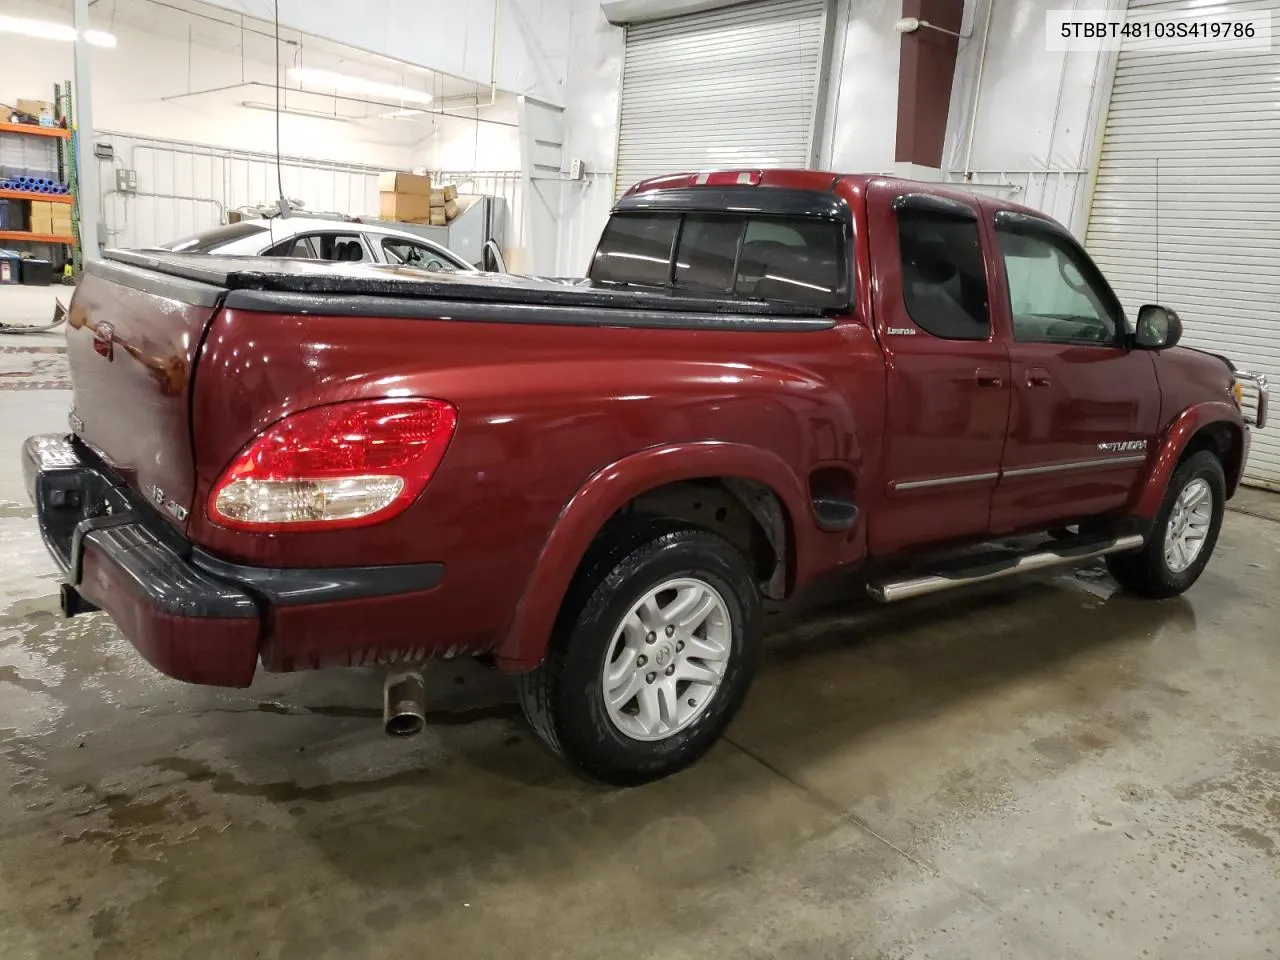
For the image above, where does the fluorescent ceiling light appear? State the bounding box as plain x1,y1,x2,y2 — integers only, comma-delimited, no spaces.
242,101,351,122
288,67,433,105
0,15,116,47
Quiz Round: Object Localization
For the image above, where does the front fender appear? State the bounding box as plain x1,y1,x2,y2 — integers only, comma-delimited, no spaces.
1133,401,1243,518
493,441,812,672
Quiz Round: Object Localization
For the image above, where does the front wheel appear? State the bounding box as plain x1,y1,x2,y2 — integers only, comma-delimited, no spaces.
518,524,762,786
1107,450,1225,598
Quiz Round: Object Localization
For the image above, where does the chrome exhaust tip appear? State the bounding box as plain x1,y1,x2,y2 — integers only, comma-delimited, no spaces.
383,671,426,737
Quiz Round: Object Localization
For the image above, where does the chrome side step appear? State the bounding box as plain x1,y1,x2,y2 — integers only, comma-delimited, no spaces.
867,533,1145,604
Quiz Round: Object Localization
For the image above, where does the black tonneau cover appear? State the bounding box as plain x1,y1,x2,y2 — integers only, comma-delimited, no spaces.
103,249,824,319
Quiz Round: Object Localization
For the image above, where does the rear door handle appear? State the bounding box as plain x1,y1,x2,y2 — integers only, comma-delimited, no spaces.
1026,367,1052,388
974,367,1004,388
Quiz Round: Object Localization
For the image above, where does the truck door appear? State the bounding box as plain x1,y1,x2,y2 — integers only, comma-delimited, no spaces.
865,184,1012,554
981,205,1161,533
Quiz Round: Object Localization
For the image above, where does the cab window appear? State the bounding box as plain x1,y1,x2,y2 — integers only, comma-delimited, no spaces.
381,237,460,272
995,224,1122,345
896,209,990,340
589,211,847,309
263,236,316,258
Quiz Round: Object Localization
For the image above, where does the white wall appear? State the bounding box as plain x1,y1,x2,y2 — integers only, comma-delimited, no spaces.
200,0,574,107
554,0,624,275
95,133,389,249
941,0,1123,234
421,111,522,171
821,0,901,173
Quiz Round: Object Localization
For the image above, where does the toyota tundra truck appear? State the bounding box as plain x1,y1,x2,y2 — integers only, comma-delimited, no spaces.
23,170,1269,785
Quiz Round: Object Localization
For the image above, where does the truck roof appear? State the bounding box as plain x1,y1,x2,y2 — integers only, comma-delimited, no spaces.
626,169,1061,229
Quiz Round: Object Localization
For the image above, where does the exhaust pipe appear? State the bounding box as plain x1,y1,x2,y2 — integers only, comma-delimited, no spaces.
383,671,426,737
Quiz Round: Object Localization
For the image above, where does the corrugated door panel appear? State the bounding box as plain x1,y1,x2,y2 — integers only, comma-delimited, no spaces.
1085,0,1280,488
615,0,827,198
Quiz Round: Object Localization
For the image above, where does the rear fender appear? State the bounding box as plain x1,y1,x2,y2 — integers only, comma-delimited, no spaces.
1133,401,1243,518
493,442,812,672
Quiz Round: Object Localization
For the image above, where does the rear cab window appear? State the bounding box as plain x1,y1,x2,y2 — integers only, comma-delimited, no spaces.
589,196,849,311
159,221,269,253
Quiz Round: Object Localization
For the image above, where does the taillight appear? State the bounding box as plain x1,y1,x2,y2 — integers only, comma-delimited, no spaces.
208,398,457,532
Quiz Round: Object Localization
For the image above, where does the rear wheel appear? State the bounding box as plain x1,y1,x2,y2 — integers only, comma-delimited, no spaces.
518,523,761,786
1107,450,1225,598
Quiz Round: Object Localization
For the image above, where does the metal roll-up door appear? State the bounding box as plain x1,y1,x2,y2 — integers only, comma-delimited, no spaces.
615,0,829,198
1085,0,1280,488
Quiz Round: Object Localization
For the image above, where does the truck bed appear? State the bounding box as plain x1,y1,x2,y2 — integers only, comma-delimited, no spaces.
106,249,833,330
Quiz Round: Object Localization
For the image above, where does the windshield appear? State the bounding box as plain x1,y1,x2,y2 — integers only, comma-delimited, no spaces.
158,222,270,253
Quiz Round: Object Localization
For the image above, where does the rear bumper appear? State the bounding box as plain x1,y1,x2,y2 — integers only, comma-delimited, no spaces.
23,434,444,687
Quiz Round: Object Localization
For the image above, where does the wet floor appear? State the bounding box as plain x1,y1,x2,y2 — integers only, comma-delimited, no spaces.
1,357,1278,958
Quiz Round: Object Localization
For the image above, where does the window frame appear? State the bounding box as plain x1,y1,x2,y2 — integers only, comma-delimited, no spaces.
589,209,852,313
377,235,468,272
993,211,1127,348
290,232,375,263
262,235,318,259
892,196,993,342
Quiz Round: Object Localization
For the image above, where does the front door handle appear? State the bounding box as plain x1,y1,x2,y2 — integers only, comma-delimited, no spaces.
975,367,1004,388
1026,367,1053,388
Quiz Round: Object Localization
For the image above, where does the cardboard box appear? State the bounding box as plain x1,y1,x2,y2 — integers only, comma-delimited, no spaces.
378,171,431,195
443,198,459,221
429,188,445,205
379,191,432,223
16,98,54,121
429,207,446,227
442,184,458,202
29,201,54,220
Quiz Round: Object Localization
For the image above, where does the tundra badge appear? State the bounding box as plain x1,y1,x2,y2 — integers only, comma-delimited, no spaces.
1097,440,1147,453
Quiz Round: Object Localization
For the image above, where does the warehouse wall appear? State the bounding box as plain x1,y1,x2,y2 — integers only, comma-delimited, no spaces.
421,111,522,171
552,0,907,275
199,0,575,107
940,0,1124,235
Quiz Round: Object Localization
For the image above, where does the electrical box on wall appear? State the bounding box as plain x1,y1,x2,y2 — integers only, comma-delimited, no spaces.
568,158,585,180
93,143,114,161
116,169,138,194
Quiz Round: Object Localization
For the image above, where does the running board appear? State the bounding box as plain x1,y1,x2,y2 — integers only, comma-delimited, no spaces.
867,533,1145,603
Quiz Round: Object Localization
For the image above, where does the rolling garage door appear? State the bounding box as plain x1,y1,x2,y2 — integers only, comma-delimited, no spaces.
1085,0,1279,487
615,0,828,197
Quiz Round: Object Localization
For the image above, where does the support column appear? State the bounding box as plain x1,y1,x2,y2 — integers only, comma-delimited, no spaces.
72,0,101,260
894,0,963,179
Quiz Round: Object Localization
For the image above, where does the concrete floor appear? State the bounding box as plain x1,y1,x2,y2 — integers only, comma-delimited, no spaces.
1,313,1278,959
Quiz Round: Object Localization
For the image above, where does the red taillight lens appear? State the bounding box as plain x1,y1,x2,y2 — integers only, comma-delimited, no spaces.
208,398,457,531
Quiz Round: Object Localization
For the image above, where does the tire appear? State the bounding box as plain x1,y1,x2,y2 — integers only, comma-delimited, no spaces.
1107,450,1226,598
517,522,762,786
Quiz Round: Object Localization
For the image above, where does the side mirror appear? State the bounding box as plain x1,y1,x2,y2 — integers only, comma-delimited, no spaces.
1134,304,1183,350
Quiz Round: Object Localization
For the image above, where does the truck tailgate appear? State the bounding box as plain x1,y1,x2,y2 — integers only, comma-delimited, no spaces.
65,259,226,532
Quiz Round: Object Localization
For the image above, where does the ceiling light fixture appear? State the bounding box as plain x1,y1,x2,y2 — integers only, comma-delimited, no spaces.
0,15,117,47
287,67,433,106
894,17,970,38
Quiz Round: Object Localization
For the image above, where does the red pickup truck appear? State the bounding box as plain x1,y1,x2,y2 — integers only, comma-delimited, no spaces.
24,170,1269,785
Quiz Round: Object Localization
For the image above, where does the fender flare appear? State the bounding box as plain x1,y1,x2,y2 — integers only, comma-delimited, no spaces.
493,441,813,672
1133,401,1243,518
